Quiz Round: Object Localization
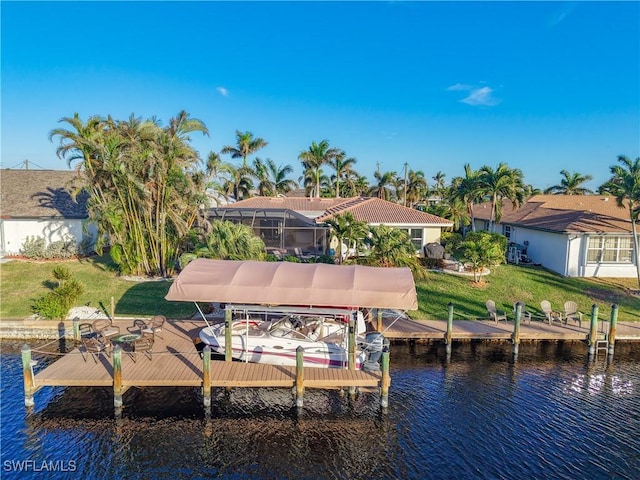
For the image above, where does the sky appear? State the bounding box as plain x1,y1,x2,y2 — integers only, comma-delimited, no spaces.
2,1,639,192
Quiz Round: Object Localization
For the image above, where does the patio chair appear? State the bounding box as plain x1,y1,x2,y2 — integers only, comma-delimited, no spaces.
540,300,562,325
142,315,165,339
131,331,154,362
513,302,532,325
81,333,111,363
78,322,95,338
93,318,120,341
486,300,508,324
563,301,584,329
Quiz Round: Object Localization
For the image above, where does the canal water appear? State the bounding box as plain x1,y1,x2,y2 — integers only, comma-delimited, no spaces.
1,340,639,479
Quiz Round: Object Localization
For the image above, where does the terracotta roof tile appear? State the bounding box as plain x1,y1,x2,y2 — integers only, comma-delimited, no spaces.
475,195,632,234
0,169,88,219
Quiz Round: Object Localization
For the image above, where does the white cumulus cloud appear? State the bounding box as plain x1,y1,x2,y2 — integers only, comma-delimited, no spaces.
447,83,501,106
216,86,228,97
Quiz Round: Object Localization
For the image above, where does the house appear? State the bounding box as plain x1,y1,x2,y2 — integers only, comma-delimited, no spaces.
0,169,95,256
473,195,638,278
208,196,453,257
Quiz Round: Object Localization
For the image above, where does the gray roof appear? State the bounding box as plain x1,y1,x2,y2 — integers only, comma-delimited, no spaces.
0,169,89,219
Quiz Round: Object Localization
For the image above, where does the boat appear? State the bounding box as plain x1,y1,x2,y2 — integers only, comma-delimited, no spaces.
165,259,418,370
198,304,386,370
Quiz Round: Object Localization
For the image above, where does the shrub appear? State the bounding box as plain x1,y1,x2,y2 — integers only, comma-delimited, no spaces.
283,255,301,263
21,236,46,258
31,269,85,320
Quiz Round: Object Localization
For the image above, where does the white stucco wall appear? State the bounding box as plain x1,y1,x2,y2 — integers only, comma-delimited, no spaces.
0,218,95,255
509,227,570,275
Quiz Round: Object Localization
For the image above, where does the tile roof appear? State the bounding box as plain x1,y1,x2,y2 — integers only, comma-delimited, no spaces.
475,195,633,234
224,196,453,226
0,169,89,219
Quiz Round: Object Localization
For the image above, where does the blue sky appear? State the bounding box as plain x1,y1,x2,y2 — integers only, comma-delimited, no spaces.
2,1,639,191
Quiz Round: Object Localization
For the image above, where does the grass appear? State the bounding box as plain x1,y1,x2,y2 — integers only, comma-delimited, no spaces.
413,264,640,322
0,255,196,319
1,256,639,323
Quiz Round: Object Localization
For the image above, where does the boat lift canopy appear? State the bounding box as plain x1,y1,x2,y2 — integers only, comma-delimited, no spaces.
165,259,418,311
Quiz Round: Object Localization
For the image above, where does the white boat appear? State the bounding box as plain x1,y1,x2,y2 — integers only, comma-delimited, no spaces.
199,305,385,370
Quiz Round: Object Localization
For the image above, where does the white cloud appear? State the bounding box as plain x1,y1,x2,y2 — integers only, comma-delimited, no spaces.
447,83,501,106
216,86,228,97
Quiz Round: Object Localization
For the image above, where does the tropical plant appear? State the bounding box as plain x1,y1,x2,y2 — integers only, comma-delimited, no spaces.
478,163,526,232
544,170,594,195
299,140,339,198
221,130,268,168
328,150,357,198
223,164,254,201
450,164,483,232
187,220,265,262
49,111,211,277
432,171,447,197
369,170,397,200
599,155,640,288
324,212,369,264
404,170,428,208
363,225,426,279
459,231,506,283
31,267,85,319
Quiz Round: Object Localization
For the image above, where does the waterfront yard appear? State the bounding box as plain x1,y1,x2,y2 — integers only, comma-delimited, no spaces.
1,256,639,322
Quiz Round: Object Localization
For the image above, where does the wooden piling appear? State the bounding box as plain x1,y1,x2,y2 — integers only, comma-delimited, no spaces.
588,304,599,356
445,302,453,355
295,346,304,409
348,313,356,370
608,304,618,356
203,345,211,410
72,317,80,341
380,339,390,410
110,296,115,320
113,345,123,409
21,344,35,408
512,302,522,358
376,309,383,333
225,306,232,362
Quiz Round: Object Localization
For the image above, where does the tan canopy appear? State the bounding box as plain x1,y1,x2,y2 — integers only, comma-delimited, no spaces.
165,259,418,310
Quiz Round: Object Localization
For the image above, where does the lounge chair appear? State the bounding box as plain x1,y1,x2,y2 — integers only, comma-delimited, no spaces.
92,318,120,341
513,302,532,325
486,300,508,324
540,301,562,325
81,333,111,363
563,301,584,328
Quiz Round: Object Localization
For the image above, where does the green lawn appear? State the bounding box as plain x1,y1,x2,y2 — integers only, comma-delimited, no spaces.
1,256,639,323
413,264,640,322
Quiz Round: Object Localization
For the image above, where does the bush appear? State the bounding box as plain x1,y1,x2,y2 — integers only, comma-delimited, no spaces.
282,255,301,263
31,269,85,319
20,236,89,260
21,236,46,258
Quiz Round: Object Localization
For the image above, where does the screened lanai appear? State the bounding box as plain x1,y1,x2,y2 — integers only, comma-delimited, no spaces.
207,208,330,256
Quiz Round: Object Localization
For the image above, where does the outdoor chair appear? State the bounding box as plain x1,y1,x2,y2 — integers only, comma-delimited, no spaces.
81,333,111,363
540,301,562,325
486,300,508,324
144,315,165,339
513,302,532,325
131,331,154,362
92,318,120,342
78,322,95,338
563,301,584,329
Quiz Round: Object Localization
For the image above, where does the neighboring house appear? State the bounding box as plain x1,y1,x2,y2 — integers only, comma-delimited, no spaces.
0,169,95,256
473,195,638,278
208,196,453,256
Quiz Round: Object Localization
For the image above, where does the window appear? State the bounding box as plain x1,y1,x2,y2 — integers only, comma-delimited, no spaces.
587,236,633,263
504,225,511,240
402,228,423,251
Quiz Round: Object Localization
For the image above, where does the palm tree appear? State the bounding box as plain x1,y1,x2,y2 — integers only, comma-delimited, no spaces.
432,171,447,197
324,212,369,264
223,164,254,201
404,170,428,208
368,170,397,200
364,225,426,278
450,164,483,232
221,130,268,167
195,220,265,260
478,163,526,232
267,159,297,196
544,170,594,195
298,140,339,198
599,155,640,288
204,151,234,206
328,150,357,198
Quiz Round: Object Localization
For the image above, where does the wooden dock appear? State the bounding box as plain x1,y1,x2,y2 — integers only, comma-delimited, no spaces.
27,319,383,412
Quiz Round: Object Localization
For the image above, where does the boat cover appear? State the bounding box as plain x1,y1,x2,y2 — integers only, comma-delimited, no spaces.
165,259,418,310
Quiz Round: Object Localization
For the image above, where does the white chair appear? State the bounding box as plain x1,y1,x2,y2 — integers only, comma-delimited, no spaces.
540,301,562,325
563,301,583,329
486,300,508,324
513,302,532,325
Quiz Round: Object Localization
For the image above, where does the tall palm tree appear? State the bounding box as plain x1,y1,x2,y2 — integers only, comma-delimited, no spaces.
328,150,357,198
298,140,339,198
450,164,483,232
221,130,268,167
432,171,446,197
478,163,526,232
599,155,640,288
544,170,594,195
267,159,297,196
195,220,265,260
223,164,254,201
368,170,397,200
323,212,369,264
364,225,426,278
